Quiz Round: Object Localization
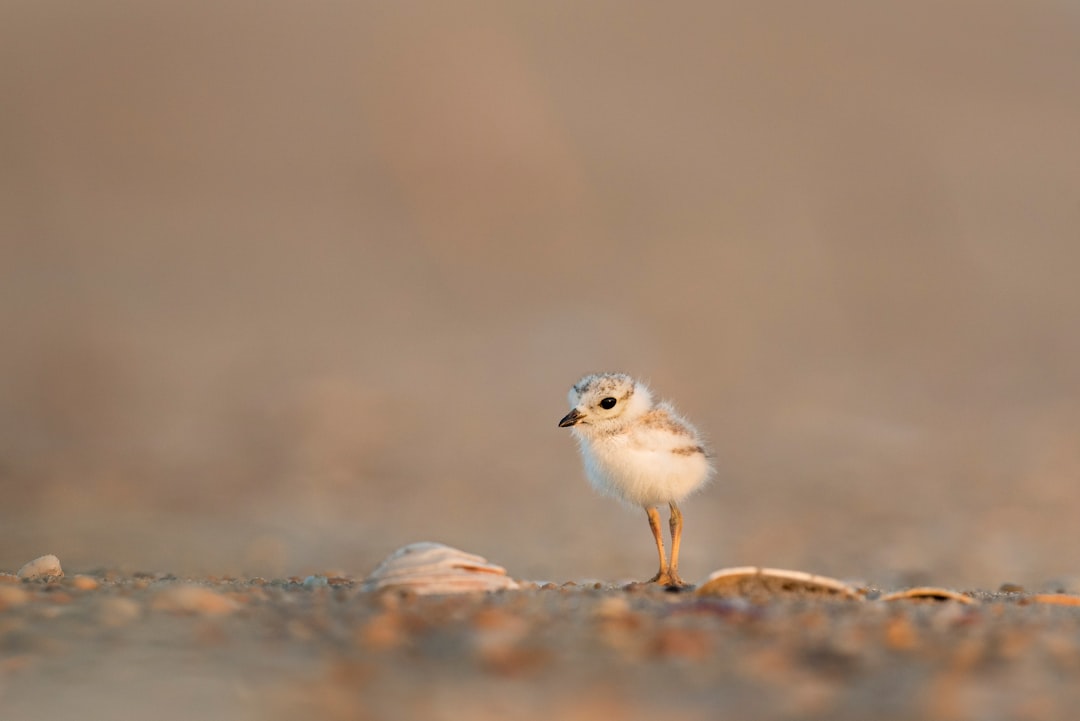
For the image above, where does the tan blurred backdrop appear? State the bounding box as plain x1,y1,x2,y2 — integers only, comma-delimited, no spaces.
2,0,1079,588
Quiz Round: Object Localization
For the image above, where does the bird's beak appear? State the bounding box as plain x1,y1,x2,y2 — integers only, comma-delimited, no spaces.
558,408,585,428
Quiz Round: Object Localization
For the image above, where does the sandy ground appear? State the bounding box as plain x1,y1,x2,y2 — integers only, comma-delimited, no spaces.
3,1,1080,718
3,0,1080,588
4,566,1080,721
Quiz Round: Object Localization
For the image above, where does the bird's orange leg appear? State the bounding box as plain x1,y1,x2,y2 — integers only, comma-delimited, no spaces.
668,501,686,586
646,506,674,585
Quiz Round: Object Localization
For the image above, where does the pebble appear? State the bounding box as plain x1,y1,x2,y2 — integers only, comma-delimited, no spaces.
357,611,406,650
287,619,316,641
0,585,30,610
98,597,142,627
303,575,329,589
470,610,546,675
70,575,101,591
1043,577,1080,594
151,584,239,616
884,615,919,650
593,595,633,621
650,627,712,661
17,555,64,581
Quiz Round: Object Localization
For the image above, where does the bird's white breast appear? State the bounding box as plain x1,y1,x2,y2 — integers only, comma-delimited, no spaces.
575,429,711,508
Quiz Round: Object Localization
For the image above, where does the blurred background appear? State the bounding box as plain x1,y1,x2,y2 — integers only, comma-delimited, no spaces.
2,0,1079,589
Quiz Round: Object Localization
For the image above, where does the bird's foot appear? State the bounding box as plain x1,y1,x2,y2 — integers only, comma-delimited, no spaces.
648,570,688,588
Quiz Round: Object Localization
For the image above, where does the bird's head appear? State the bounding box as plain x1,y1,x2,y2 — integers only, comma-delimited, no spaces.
558,372,653,431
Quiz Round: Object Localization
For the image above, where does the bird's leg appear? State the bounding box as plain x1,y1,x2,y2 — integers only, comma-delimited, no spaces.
646,506,673,585
667,501,686,586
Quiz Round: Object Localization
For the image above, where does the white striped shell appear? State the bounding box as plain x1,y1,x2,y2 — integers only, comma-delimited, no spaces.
361,542,520,595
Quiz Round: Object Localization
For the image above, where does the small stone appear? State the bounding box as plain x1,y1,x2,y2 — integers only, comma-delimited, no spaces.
357,611,406,650
884,615,919,650
286,619,315,641
472,607,524,631
1041,577,1080,594
151,584,238,616
651,627,712,660
0,585,30,610
195,621,229,646
471,611,544,676
593,596,632,621
70,575,100,591
99,597,142,627
0,656,35,674
303,575,329,589
999,583,1025,594
36,605,66,620
17,555,63,581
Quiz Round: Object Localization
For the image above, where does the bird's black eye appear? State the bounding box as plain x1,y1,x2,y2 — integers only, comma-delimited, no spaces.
599,397,617,410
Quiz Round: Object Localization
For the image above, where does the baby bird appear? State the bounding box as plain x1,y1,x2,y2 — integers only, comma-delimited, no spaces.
558,373,714,586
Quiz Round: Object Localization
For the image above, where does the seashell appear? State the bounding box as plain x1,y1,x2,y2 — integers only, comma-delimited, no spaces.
879,587,976,604
696,566,863,601
361,542,520,595
17,554,64,581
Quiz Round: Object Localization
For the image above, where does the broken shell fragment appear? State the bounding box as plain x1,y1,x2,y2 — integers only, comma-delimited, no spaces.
879,587,976,604
1021,594,1080,607
696,567,863,601
361,542,520,595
